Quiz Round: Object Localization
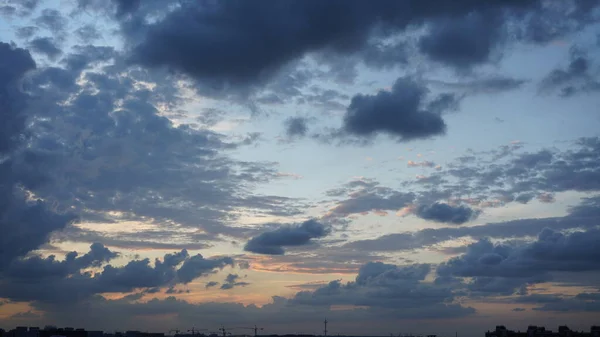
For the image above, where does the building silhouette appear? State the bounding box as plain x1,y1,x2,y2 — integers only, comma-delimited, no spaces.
486,325,600,337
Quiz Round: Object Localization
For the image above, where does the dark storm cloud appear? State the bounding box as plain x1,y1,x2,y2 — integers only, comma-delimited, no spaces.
118,0,538,93
220,273,250,290
436,227,600,295
10,41,301,240
419,11,504,70
0,42,77,270
291,261,474,318
177,254,234,284
539,48,600,97
340,77,450,141
284,117,309,138
244,219,330,255
3,243,117,280
0,247,234,303
414,203,480,225
517,0,600,45
568,195,600,218
0,42,36,153
28,37,62,60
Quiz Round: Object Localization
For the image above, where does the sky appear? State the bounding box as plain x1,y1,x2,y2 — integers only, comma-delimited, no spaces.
1,0,600,336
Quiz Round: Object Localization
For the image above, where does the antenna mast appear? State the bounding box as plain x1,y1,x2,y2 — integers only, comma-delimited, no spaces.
324,319,328,337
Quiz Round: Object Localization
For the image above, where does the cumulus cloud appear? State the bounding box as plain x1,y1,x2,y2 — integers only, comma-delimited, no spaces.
244,219,330,255
291,261,474,318
436,228,600,295
177,254,234,284
0,247,234,303
0,39,304,250
0,42,77,270
419,11,504,70
122,1,532,86
341,77,448,141
414,203,480,225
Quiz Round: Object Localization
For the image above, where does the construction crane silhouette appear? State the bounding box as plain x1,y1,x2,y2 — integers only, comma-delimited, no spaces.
235,325,264,337
188,328,208,335
218,326,232,337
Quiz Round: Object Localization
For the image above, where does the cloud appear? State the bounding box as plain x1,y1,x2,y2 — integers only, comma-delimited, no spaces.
343,196,600,252
0,42,78,270
414,203,480,225
419,11,504,70
177,254,234,284
1,0,40,17
426,93,463,114
378,137,600,214
4,39,304,246
325,181,414,218
340,77,448,141
28,37,62,60
35,9,67,34
74,24,102,42
0,247,234,303
291,261,474,318
436,227,600,296
15,26,39,39
244,219,330,255
29,285,471,334
517,0,600,45
205,281,219,288
284,117,309,138
220,273,250,290
116,0,539,95
530,292,600,312
428,76,528,94
539,48,600,97
407,160,436,168
3,243,117,280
